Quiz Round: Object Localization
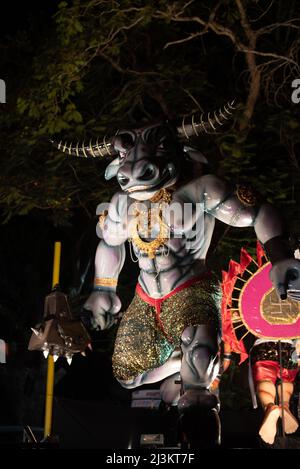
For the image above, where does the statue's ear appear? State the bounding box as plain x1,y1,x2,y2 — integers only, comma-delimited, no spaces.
105,158,120,180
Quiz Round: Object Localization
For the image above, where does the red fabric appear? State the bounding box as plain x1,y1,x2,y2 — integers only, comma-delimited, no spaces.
222,266,238,307
252,360,298,384
136,274,210,342
136,274,209,312
256,240,266,267
222,251,253,308
220,248,254,364
228,259,242,279
221,295,248,364
240,247,253,273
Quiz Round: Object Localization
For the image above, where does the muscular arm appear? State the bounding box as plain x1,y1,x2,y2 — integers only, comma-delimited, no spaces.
199,174,283,244
84,192,129,329
201,175,300,300
171,174,300,300
94,191,129,288
169,174,283,244
93,240,126,291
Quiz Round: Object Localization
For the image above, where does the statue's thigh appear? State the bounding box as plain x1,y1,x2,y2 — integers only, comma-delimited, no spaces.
112,295,174,382
161,282,221,347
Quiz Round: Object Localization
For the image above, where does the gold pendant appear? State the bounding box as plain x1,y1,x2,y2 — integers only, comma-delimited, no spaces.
130,188,172,258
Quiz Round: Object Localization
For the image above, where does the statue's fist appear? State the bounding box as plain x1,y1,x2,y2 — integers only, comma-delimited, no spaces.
83,290,121,330
270,259,300,301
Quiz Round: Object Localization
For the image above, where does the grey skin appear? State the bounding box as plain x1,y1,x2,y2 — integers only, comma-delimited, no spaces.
84,124,300,410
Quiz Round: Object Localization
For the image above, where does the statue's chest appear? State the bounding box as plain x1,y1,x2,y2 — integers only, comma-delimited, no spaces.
129,221,169,259
127,192,172,259
132,235,187,269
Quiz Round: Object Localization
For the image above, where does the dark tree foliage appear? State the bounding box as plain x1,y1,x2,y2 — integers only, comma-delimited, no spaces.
1,0,299,230
0,0,299,432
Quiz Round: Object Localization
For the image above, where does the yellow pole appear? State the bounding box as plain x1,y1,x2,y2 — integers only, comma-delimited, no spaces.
52,242,61,288
44,241,61,439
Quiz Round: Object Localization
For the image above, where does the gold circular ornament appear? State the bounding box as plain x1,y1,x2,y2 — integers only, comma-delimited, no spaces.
236,185,257,207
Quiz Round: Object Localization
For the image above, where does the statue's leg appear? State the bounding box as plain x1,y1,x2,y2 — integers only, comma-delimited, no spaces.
178,324,221,448
112,292,179,389
117,349,181,389
278,381,299,434
160,372,181,406
180,324,219,392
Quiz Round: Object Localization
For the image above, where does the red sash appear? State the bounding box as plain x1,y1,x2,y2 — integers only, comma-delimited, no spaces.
136,274,210,342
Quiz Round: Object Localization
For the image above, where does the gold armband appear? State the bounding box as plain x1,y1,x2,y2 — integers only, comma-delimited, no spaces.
236,185,257,207
98,210,108,230
94,277,118,287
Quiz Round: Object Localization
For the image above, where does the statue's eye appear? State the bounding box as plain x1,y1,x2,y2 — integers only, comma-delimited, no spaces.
157,142,166,151
119,133,134,149
114,132,135,154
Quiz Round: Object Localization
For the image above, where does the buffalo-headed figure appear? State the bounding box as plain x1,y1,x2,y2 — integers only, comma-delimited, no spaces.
55,103,300,446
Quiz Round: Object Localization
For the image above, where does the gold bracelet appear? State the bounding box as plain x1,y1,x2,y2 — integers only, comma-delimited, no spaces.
98,210,108,230
94,277,118,287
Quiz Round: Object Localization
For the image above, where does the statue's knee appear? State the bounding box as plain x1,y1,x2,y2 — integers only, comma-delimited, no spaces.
181,324,219,354
190,347,219,388
181,325,197,346
180,324,220,389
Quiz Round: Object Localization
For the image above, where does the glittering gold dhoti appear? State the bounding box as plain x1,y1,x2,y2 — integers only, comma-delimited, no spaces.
112,275,221,382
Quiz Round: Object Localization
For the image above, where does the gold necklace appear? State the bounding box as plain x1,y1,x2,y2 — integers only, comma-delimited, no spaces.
130,188,172,259
149,188,172,204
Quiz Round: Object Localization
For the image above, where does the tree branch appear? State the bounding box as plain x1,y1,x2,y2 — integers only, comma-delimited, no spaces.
239,48,299,68
164,31,209,50
235,0,257,44
97,51,163,77
154,11,245,49
256,19,300,38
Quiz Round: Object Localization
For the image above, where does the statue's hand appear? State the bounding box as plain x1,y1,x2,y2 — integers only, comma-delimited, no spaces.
83,290,122,330
270,259,300,302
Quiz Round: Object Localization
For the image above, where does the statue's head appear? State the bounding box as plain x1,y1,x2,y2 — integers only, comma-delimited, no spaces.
52,101,235,200
105,122,181,200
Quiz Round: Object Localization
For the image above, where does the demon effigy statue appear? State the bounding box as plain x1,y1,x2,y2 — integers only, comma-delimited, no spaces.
55,103,300,446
